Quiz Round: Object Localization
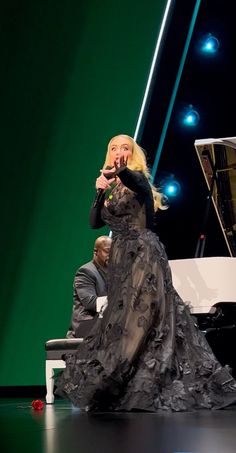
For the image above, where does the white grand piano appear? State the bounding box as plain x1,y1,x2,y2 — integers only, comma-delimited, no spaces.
169,256,236,314
168,137,236,372
169,136,236,314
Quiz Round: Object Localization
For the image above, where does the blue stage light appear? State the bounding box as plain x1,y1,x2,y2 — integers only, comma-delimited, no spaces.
162,179,181,198
182,107,200,127
166,184,177,195
201,34,219,54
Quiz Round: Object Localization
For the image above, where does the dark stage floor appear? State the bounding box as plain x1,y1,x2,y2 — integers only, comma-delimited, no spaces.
1,397,236,453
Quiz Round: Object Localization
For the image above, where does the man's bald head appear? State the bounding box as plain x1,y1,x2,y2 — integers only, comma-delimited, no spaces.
93,236,112,268
94,236,112,250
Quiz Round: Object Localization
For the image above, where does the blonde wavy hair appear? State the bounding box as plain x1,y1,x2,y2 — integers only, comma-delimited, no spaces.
103,134,164,211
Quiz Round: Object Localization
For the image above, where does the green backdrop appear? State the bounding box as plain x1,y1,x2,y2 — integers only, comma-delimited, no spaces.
0,0,166,385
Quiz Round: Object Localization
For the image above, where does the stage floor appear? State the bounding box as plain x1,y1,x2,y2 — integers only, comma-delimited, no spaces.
1,397,236,453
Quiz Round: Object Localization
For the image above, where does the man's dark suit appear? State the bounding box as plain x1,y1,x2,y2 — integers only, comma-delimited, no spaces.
66,260,107,338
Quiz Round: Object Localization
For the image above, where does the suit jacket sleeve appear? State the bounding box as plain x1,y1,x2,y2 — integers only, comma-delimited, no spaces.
73,267,98,312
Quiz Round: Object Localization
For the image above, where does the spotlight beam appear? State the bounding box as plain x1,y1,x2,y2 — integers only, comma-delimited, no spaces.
151,0,202,181
133,0,174,142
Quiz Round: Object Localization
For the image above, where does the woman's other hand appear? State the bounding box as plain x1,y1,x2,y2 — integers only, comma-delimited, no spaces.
114,156,128,170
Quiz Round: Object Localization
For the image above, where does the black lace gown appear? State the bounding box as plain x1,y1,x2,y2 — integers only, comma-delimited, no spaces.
57,167,236,411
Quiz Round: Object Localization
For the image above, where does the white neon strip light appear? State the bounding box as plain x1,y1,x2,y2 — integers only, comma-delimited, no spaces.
133,0,174,141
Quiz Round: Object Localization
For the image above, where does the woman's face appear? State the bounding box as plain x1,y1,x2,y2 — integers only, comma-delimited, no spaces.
109,136,133,166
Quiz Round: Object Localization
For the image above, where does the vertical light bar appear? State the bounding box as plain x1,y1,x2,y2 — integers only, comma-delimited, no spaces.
151,0,202,180
133,0,174,141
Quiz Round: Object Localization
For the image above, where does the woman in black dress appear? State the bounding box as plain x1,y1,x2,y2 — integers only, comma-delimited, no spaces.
57,134,236,411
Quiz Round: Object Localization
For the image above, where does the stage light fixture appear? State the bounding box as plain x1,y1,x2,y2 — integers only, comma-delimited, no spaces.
182,106,200,127
201,34,220,54
161,177,181,198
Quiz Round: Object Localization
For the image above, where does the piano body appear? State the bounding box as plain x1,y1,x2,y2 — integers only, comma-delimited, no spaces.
169,137,236,374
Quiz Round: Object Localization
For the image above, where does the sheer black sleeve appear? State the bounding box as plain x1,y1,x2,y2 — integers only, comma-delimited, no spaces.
116,167,151,194
117,167,155,231
89,193,106,229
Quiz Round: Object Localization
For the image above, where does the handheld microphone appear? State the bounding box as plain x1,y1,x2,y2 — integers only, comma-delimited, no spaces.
93,166,114,208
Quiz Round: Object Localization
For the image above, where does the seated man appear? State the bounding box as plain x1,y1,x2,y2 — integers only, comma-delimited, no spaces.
66,235,112,338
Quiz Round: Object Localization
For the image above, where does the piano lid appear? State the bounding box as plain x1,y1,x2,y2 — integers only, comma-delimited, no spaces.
194,137,236,257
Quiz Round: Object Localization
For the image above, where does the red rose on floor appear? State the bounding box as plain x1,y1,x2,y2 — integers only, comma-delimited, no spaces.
31,399,44,410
